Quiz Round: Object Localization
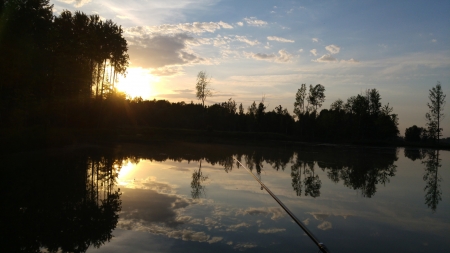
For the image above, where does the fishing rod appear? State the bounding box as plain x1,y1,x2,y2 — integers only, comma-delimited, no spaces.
234,158,330,253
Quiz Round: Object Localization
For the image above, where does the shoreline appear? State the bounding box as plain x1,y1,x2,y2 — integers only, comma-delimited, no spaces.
1,127,449,154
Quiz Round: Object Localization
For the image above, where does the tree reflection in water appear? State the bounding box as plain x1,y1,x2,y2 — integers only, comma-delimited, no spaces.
403,148,443,212
2,150,124,253
422,149,442,212
191,160,208,199
291,157,321,197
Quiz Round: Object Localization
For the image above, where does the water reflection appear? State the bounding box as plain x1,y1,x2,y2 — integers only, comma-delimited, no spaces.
3,150,124,252
191,160,208,199
5,143,447,252
422,150,443,212
291,158,321,197
403,148,444,212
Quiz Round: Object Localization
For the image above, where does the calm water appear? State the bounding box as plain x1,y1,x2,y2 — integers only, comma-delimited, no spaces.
3,143,449,252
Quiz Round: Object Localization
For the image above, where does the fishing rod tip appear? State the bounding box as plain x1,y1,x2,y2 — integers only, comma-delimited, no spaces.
318,243,331,253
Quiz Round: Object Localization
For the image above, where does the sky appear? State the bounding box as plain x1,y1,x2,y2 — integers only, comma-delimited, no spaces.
51,0,450,137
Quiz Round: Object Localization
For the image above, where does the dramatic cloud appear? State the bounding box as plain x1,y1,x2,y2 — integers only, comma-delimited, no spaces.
310,49,318,56
325,44,341,54
314,54,337,62
258,228,286,234
267,36,294,43
244,17,268,26
247,50,293,63
57,0,91,7
127,33,205,68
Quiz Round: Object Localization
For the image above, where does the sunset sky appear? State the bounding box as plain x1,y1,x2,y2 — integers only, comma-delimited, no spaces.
51,0,450,136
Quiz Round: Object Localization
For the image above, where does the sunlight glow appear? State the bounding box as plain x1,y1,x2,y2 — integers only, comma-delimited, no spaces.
116,67,159,99
118,161,136,182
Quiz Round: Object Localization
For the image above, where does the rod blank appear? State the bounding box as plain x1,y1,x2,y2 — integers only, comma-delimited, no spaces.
234,158,330,253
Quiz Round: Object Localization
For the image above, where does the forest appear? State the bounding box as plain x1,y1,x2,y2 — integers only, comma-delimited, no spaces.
3,0,443,146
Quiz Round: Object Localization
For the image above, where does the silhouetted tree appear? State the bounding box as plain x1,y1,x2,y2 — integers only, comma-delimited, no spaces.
307,84,326,112
425,81,446,142
195,71,212,107
405,125,425,142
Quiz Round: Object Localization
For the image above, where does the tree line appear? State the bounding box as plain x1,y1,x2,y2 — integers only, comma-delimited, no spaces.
0,0,128,127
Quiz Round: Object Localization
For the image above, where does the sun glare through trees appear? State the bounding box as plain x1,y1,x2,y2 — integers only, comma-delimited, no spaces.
116,68,160,99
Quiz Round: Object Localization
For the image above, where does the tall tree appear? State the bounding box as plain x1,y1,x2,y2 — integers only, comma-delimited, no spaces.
293,83,307,118
307,84,326,112
425,81,446,142
195,71,212,107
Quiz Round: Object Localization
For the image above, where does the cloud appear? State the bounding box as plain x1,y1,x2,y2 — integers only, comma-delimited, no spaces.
325,44,341,54
314,54,337,62
303,218,310,225
234,243,257,250
244,17,268,26
312,38,319,43
167,229,209,242
127,33,205,68
310,49,318,56
299,49,304,53
208,237,223,244
267,36,294,43
120,187,189,227
258,228,286,234
317,221,332,230
57,0,91,7
116,15,130,20
236,207,285,220
235,35,260,46
236,22,244,26
431,39,437,43
127,21,233,36
310,213,330,221
341,58,360,64
246,50,293,63
226,222,251,231
151,66,184,76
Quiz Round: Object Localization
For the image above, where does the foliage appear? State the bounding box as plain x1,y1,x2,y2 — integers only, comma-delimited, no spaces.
0,1,128,126
405,125,426,142
307,84,326,112
195,71,212,107
425,81,446,141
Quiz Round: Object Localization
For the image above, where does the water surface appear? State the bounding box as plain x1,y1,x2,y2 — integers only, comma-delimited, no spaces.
3,143,449,252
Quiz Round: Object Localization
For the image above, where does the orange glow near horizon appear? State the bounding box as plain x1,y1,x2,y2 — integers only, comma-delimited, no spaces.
116,68,159,99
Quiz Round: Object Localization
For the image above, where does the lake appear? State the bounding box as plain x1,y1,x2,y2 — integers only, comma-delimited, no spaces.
3,142,449,253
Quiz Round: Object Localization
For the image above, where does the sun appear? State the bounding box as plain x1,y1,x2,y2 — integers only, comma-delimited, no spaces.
116,67,158,99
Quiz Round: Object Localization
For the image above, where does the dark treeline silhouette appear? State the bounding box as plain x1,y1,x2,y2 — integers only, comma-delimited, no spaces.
1,148,126,252
0,0,128,128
